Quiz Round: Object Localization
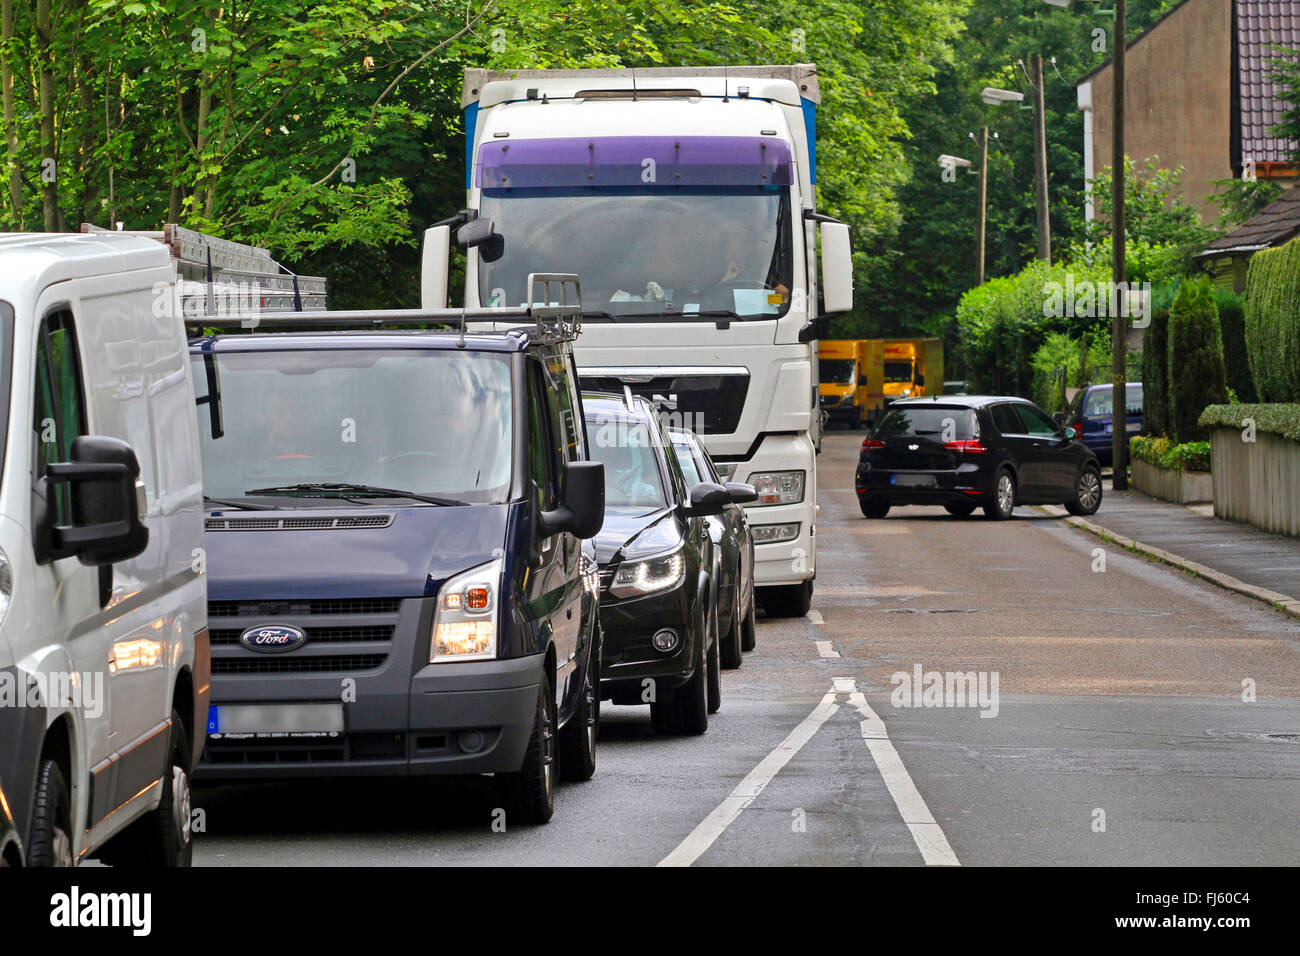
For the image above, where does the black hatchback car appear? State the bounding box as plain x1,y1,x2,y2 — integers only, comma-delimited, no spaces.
855,396,1103,520
583,392,739,735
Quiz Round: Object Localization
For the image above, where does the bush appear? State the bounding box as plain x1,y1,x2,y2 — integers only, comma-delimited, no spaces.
1166,275,1228,442
1213,287,1256,403
1243,236,1300,402
1130,435,1211,472
1198,403,1300,443
1141,300,1171,437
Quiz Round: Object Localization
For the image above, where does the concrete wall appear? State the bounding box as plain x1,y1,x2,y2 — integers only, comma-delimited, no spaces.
1211,427,1300,537
1132,457,1213,504
1085,0,1234,224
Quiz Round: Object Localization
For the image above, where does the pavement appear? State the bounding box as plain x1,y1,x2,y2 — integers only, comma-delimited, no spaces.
189,433,1300,866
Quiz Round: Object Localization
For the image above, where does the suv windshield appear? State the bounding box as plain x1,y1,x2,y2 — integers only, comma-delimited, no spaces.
820,359,855,385
588,417,669,511
479,188,793,320
874,406,978,440
193,349,513,503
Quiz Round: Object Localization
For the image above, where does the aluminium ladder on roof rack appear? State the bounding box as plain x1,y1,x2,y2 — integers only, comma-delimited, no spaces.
182,272,583,344
80,222,328,317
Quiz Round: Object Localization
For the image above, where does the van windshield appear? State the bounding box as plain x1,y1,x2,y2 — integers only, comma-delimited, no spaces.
192,349,513,504
820,359,855,385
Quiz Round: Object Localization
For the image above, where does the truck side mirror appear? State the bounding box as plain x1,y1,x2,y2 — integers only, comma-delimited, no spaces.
457,217,504,262
818,221,853,316
421,224,450,309
35,435,148,566
540,461,605,539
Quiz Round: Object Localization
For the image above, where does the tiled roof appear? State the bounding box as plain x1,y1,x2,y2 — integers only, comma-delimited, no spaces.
1238,0,1300,163
1201,184,1300,255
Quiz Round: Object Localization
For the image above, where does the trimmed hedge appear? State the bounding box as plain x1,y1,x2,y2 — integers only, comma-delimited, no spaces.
1141,300,1170,437
1213,287,1255,403
1166,276,1228,442
1198,403,1300,443
1130,435,1211,472
1243,236,1300,402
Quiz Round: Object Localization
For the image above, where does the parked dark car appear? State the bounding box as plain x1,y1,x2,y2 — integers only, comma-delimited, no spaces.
583,392,737,734
190,311,604,825
669,428,758,666
856,396,1103,520
1063,383,1144,464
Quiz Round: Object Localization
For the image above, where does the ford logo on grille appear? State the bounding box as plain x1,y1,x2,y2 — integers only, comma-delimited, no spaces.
240,624,307,653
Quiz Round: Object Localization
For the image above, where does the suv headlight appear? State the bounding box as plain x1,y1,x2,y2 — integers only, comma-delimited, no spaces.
0,546,11,628
430,557,502,663
748,471,805,506
609,546,685,599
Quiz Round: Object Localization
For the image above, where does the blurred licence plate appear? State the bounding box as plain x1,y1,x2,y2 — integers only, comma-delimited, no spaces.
208,703,343,738
891,474,935,487
1126,422,1141,433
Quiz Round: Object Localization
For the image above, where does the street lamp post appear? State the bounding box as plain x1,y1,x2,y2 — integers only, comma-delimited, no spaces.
1032,54,1052,263
976,127,989,285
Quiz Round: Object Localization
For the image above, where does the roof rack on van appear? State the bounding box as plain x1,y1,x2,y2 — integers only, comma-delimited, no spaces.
80,222,329,316
183,273,583,345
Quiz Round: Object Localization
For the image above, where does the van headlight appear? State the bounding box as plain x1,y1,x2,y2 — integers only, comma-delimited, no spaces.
609,546,685,598
0,547,11,628
749,471,805,506
431,557,502,663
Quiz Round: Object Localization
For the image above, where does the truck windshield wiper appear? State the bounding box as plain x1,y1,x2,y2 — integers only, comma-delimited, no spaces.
204,495,277,512
242,483,466,506
582,310,621,322
682,309,747,328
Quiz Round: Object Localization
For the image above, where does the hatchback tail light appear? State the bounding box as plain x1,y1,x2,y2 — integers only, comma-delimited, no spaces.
861,439,886,452
943,440,987,454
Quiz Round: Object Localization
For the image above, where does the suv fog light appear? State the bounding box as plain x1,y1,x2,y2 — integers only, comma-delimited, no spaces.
457,730,487,754
652,629,680,653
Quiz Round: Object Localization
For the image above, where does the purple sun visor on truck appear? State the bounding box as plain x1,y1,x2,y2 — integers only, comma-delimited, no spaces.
476,135,793,189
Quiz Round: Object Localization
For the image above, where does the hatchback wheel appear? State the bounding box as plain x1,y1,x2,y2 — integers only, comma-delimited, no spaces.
859,496,890,519
944,502,977,518
1066,465,1103,516
984,469,1016,520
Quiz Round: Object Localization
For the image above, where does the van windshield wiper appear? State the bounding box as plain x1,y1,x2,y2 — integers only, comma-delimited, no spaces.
204,495,277,512
243,483,466,506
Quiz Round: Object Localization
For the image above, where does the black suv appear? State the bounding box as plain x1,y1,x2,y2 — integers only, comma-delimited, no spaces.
583,392,742,735
190,298,603,824
856,396,1103,520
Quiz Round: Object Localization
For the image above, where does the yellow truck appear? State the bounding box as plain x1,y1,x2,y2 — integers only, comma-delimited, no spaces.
818,339,870,428
819,338,944,428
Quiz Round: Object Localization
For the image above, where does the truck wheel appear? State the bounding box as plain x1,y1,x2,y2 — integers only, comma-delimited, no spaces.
502,684,556,824
720,583,743,669
760,580,812,618
859,497,890,519
740,594,757,652
27,758,73,867
558,636,599,783
98,710,194,867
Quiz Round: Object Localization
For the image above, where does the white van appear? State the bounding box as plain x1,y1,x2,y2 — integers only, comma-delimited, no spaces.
0,233,208,866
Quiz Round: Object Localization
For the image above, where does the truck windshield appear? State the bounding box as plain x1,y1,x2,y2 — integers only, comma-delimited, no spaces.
192,349,513,504
820,359,855,385
478,188,792,320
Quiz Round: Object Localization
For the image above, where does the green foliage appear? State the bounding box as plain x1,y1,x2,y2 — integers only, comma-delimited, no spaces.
1198,403,1300,444
1140,299,1170,438
1212,286,1256,404
1206,177,1284,230
1243,235,1300,403
1129,435,1210,472
1166,275,1228,443
1268,46,1300,164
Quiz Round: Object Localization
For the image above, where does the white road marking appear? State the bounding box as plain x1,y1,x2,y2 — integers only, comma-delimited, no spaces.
843,684,960,866
659,677,959,867
815,640,840,658
657,688,840,868
806,609,825,625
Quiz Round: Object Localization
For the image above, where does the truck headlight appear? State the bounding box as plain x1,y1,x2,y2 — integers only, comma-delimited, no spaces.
609,547,684,599
0,547,11,628
752,522,800,544
748,471,805,506
431,557,502,663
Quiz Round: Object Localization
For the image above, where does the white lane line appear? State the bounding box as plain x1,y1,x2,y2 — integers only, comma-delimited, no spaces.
657,688,841,868
843,686,960,867
814,640,840,658
806,609,825,626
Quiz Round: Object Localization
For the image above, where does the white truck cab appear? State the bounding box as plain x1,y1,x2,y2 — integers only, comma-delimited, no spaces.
0,232,208,866
425,65,853,617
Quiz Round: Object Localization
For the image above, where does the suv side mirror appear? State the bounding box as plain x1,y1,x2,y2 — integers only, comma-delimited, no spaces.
35,435,148,566
725,482,758,504
540,461,605,539
684,481,731,517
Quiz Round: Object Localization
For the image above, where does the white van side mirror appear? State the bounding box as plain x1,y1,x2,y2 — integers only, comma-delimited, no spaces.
819,221,853,316
421,224,450,310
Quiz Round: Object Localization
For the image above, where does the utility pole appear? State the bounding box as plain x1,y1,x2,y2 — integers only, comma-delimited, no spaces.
1111,0,1127,490
976,125,989,286
1032,54,1051,263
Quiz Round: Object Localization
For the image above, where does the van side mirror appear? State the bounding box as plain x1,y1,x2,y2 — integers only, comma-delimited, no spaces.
914,373,925,387
818,221,853,316
35,435,148,566
725,482,758,504
540,461,605,539
684,481,731,517
421,224,450,309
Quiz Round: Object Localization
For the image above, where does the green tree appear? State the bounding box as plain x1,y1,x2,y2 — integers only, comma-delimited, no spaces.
1166,275,1228,443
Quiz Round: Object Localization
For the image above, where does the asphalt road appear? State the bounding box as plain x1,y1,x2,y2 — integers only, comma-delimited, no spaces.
193,432,1300,866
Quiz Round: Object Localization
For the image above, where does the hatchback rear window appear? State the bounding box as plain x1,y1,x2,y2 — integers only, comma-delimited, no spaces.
873,406,978,440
